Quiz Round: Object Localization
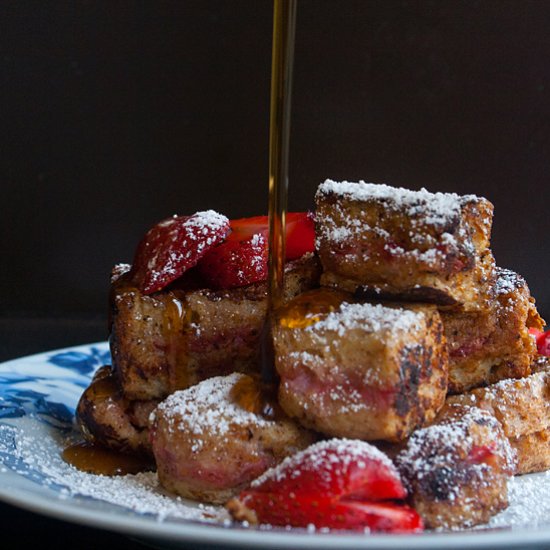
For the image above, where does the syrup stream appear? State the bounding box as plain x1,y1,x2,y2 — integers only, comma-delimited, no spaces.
260,0,297,386
65,1,298,471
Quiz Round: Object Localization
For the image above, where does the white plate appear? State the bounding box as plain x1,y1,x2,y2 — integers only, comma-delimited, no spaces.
1,343,550,550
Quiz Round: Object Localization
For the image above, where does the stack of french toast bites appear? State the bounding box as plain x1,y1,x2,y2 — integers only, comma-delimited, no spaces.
76,180,549,531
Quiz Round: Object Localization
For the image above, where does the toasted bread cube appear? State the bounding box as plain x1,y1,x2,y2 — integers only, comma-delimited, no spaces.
110,255,320,400
510,429,550,475
443,267,544,394
445,360,550,474
149,373,316,504
76,365,158,455
396,405,516,529
315,180,495,309
272,289,448,442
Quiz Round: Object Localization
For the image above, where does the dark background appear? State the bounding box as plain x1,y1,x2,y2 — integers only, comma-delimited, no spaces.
1,0,549,324
1,1,550,547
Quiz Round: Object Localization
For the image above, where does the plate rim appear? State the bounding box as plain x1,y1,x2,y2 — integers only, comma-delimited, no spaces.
1,342,550,550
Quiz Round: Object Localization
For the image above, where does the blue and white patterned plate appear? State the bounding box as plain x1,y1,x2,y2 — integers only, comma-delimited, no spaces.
2,343,550,550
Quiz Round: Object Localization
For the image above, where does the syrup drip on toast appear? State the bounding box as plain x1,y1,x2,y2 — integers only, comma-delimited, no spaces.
235,0,297,418
276,288,352,329
62,363,155,475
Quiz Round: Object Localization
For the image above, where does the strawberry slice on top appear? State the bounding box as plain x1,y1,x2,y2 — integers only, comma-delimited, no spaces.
197,212,315,290
197,233,268,290
130,210,230,295
227,212,315,261
228,439,423,533
130,210,315,293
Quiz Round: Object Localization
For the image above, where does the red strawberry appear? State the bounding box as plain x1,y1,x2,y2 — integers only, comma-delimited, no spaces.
196,212,314,290
226,215,269,242
536,331,550,356
227,212,315,260
238,492,422,533
130,210,230,294
197,233,268,290
251,439,406,502
285,211,316,260
229,439,423,533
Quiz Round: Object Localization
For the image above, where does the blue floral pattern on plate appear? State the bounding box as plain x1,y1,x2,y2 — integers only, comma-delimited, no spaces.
0,343,110,484
0,343,109,423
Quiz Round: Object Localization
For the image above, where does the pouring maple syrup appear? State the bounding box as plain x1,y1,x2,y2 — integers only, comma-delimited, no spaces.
66,1,298,471
232,0,298,418
261,0,297,381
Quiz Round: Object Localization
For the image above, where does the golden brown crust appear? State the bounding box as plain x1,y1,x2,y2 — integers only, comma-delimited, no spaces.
443,267,544,394
445,362,550,474
445,368,550,440
110,255,321,400
395,405,515,529
273,291,448,441
75,365,157,455
511,429,550,475
150,374,316,504
315,181,495,310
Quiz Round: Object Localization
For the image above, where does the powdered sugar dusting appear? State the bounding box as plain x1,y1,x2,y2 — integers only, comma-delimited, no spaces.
110,263,131,283
0,422,226,523
3,417,550,532
494,267,526,296
152,373,269,452
306,302,425,337
486,470,550,529
317,180,477,228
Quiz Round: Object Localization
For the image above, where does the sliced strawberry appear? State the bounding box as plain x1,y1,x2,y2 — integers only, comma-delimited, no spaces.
130,210,230,294
285,211,315,260
227,215,269,242
250,439,406,502
196,233,268,290
238,491,422,533
228,439,421,532
528,328,543,338
196,212,314,289
227,212,315,260
536,330,550,356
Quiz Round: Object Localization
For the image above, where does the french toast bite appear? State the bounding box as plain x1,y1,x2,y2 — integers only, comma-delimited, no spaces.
443,267,544,394
395,404,516,529
149,373,316,505
272,289,448,441
110,254,320,400
76,365,158,455
445,359,550,474
315,180,495,310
